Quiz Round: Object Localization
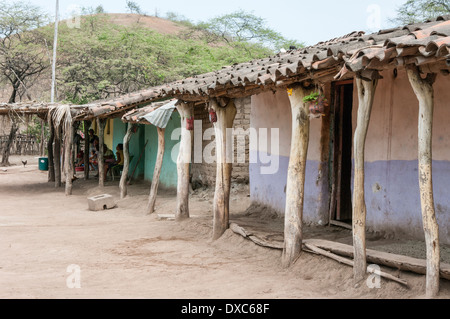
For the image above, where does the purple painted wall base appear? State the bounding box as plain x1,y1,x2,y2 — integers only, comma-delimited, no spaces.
249,151,329,225
250,151,450,245
360,160,450,245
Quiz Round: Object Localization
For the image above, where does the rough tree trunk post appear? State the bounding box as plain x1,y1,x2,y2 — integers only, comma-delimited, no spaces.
282,84,311,267
353,76,378,283
64,121,74,196
97,118,107,187
54,126,62,188
84,120,90,180
407,66,440,298
40,119,45,157
210,98,237,240
47,119,55,182
1,120,19,166
175,102,194,221
119,124,134,199
146,127,166,214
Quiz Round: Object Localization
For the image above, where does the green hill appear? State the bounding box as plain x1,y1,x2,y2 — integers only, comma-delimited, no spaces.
9,13,276,105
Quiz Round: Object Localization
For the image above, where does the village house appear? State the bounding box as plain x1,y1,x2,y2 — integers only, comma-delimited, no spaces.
1,15,449,297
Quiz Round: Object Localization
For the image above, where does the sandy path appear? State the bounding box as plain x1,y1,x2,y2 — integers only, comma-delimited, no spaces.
0,156,449,299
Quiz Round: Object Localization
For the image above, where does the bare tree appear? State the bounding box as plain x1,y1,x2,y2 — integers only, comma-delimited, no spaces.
0,1,49,166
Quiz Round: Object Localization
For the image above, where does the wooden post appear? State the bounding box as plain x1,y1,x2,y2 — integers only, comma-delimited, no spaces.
54,125,62,188
353,76,378,283
84,120,90,180
175,102,194,221
120,124,134,199
146,127,165,214
282,84,311,267
47,119,55,183
97,118,107,187
64,120,74,196
40,119,45,157
210,98,237,240
406,65,440,298
1,120,18,166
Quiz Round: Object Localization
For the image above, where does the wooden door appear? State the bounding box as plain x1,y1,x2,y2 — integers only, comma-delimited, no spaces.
332,81,353,223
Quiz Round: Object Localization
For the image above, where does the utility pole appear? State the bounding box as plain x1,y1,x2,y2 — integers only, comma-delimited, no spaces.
51,0,59,103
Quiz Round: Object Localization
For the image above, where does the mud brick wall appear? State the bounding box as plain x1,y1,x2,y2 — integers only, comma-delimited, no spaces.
191,97,250,187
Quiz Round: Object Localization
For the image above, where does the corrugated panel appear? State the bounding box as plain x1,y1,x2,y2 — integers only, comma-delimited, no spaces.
142,99,178,129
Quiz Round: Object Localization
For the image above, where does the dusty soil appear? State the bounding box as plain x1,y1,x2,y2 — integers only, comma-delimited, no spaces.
0,155,449,299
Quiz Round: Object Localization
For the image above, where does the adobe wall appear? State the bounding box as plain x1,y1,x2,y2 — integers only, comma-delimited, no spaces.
250,89,329,224
249,69,450,244
355,69,450,244
191,97,251,187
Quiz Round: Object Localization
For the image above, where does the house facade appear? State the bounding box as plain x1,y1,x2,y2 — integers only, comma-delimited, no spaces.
250,68,450,244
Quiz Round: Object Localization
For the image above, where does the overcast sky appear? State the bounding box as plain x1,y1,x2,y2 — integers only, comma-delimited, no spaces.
27,0,407,46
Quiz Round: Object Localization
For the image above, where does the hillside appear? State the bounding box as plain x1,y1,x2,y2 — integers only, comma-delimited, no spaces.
0,13,188,104
105,13,187,35
0,13,272,105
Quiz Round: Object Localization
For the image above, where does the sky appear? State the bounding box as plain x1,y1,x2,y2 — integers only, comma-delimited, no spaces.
26,0,408,46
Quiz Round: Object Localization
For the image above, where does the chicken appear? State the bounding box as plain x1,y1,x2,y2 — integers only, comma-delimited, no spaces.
22,160,27,168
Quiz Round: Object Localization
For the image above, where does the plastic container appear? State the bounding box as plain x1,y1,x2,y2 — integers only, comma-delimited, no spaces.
38,157,49,171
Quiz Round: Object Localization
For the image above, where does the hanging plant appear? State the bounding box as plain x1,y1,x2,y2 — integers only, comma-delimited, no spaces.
186,116,194,131
209,109,217,123
303,92,328,116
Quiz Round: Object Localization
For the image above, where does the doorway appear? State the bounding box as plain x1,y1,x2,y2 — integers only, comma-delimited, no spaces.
330,80,354,225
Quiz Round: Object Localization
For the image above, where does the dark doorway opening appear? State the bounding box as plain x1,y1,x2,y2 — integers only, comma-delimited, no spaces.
330,80,354,226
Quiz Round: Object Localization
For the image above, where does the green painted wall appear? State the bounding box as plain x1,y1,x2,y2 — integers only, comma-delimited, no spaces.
112,119,145,180
144,111,180,189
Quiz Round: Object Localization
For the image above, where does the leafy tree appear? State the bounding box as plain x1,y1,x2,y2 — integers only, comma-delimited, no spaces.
393,0,450,24
95,5,106,14
81,5,107,15
165,11,194,27
126,1,143,15
196,10,303,52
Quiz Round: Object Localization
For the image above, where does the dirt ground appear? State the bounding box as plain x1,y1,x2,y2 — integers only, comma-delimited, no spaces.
0,155,449,299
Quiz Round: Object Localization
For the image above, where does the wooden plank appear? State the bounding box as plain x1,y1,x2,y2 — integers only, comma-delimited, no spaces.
249,235,284,250
304,243,409,287
157,214,202,220
329,220,352,230
304,238,450,281
229,223,251,238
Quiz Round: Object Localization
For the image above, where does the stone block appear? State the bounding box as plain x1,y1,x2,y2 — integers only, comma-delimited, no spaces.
88,194,116,211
